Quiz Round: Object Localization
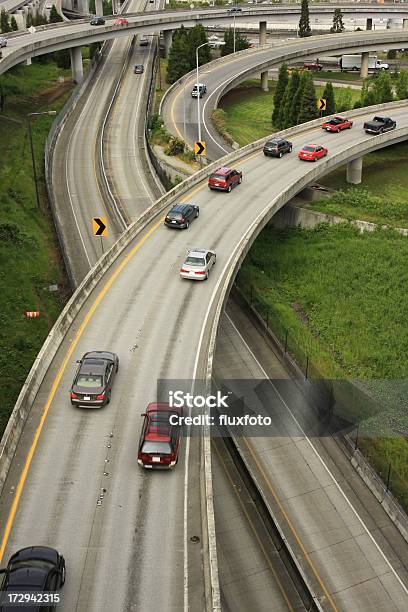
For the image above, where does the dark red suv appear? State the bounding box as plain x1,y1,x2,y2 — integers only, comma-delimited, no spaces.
138,402,182,469
208,167,242,192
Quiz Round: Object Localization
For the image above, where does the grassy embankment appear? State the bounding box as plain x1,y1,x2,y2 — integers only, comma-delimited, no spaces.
0,61,74,436
311,143,408,227
236,140,408,510
216,78,360,145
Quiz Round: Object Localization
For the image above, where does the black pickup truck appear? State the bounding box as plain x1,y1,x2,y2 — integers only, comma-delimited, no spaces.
363,116,397,135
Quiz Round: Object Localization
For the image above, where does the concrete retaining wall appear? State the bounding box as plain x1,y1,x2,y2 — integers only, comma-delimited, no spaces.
273,201,408,236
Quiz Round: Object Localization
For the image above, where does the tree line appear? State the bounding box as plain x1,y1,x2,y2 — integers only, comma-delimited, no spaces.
273,63,408,130
167,24,249,84
298,0,345,37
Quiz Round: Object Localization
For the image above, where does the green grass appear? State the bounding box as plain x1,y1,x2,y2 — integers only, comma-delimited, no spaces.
219,79,361,146
237,222,408,510
314,70,361,81
310,143,408,227
0,61,74,436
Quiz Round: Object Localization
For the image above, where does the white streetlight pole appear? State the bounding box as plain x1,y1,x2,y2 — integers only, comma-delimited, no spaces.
195,41,225,144
183,76,187,142
233,13,236,54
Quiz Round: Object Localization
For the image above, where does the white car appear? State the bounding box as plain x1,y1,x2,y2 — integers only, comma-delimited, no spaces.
180,248,216,281
191,83,207,98
0,37,8,48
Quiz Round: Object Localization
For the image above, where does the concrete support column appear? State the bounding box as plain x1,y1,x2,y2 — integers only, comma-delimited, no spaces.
403,18,408,30
366,18,372,31
346,157,363,185
25,58,32,66
261,70,268,92
95,0,103,14
77,0,89,13
259,21,267,47
163,29,173,59
360,52,369,79
70,47,83,84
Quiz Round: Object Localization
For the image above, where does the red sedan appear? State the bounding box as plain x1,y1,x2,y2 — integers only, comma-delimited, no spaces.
138,402,182,469
322,116,353,133
298,144,328,162
114,18,128,25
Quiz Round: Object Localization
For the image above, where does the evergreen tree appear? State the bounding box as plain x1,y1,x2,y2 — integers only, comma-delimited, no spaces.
272,62,288,126
166,30,191,83
396,68,408,99
335,87,352,112
188,24,211,69
360,79,377,107
330,8,345,34
221,27,249,56
278,80,292,130
387,49,397,60
55,49,71,69
26,13,32,28
290,71,305,126
298,0,311,38
10,16,18,31
321,81,335,116
279,70,301,129
49,5,63,23
297,71,318,124
373,70,393,103
0,8,11,33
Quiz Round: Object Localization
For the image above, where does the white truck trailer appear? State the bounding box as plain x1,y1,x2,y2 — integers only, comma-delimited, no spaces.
339,55,389,71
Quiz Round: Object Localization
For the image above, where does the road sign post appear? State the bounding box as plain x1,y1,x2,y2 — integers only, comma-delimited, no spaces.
317,98,327,118
194,141,206,156
92,217,107,255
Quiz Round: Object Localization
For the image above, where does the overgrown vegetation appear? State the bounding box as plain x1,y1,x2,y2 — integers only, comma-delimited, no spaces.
313,142,408,226
0,61,73,436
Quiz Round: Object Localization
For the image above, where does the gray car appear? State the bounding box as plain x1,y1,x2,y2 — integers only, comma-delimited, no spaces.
180,248,216,281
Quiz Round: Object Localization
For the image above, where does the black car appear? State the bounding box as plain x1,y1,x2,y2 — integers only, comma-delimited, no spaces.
70,351,119,408
164,203,199,229
227,6,242,12
90,16,105,25
263,138,292,158
134,64,144,74
0,546,65,612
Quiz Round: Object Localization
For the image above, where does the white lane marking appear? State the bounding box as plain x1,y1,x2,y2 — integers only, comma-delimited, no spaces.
99,38,133,230
225,313,408,596
130,40,155,202
202,81,230,155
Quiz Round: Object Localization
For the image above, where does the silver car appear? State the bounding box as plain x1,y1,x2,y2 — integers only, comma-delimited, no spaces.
0,37,8,48
180,248,216,281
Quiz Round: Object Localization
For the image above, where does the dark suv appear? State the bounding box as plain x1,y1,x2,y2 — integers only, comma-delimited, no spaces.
164,203,199,229
208,167,242,192
263,138,292,158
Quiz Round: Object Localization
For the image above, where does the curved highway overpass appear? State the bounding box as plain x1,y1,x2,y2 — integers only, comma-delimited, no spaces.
1,96,408,611
1,8,408,76
161,29,408,160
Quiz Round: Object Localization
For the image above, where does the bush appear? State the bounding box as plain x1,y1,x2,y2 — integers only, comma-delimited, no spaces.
164,136,185,156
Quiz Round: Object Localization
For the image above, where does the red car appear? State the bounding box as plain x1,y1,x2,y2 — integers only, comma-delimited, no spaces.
138,402,182,469
322,116,353,133
114,18,128,25
208,166,242,192
298,144,328,162
303,62,323,71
